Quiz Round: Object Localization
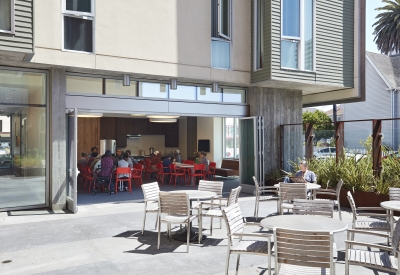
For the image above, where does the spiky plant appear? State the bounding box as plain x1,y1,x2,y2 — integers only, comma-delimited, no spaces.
373,0,400,54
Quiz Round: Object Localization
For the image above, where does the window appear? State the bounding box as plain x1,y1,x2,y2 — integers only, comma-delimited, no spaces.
169,85,196,101
255,0,264,70
224,118,239,159
211,0,231,69
66,76,102,94
139,82,168,99
105,79,137,97
281,0,314,71
223,88,246,103
63,0,94,53
197,87,223,102
0,0,14,33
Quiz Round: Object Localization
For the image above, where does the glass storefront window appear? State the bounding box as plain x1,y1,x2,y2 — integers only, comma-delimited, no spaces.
105,79,137,97
139,82,168,98
66,75,102,94
169,85,196,101
223,88,246,103
224,118,239,158
0,69,47,210
196,87,222,102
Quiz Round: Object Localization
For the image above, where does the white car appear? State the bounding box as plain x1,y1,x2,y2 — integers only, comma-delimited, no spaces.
314,147,336,159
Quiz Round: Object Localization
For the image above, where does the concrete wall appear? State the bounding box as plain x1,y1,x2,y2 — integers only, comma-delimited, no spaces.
32,0,251,85
248,87,303,173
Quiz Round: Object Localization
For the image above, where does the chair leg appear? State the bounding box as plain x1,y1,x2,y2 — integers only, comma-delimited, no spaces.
186,222,190,253
225,250,231,275
345,244,349,275
256,200,260,220
338,201,342,221
198,215,203,244
254,198,257,217
210,217,213,236
142,203,147,235
157,218,161,249
235,254,241,275
155,212,159,229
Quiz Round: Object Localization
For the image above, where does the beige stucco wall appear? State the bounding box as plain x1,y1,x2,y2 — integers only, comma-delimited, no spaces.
32,0,251,85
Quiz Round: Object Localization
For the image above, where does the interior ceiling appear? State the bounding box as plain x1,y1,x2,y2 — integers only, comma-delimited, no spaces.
100,113,187,119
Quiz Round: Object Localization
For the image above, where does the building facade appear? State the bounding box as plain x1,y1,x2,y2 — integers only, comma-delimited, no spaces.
0,0,365,211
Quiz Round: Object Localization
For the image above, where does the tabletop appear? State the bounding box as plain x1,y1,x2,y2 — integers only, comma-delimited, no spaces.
381,201,400,211
175,163,194,168
170,190,217,200
274,183,321,190
260,215,348,233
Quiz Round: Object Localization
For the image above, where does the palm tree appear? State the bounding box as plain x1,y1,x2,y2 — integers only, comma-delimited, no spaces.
373,0,400,55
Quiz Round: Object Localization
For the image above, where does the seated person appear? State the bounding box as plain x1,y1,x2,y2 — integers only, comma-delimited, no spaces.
284,160,316,183
117,153,131,191
90,155,102,171
114,149,123,167
89,146,98,157
162,154,172,173
150,151,161,171
98,150,115,192
87,152,98,167
78,152,89,167
199,151,209,172
125,150,138,166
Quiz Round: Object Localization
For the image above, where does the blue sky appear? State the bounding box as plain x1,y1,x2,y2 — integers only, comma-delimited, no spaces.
366,0,385,53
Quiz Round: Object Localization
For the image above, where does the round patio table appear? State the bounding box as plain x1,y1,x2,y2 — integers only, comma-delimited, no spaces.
169,190,217,243
175,163,195,186
380,201,400,237
274,183,321,199
260,215,347,233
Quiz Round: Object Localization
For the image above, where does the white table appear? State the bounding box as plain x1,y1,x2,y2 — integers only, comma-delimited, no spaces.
274,183,321,199
169,190,217,242
380,201,400,237
260,215,348,233
175,163,196,186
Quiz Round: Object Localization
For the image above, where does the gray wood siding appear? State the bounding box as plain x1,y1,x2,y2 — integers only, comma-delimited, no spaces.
248,87,302,173
0,0,33,53
316,0,354,87
343,60,393,149
251,0,272,83
267,0,354,87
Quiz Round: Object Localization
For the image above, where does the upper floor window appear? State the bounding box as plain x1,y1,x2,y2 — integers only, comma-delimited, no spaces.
63,0,94,53
0,0,14,34
211,0,231,70
255,0,264,70
281,0,314,71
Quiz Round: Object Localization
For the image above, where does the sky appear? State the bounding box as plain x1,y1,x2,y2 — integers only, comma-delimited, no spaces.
316,0,383,111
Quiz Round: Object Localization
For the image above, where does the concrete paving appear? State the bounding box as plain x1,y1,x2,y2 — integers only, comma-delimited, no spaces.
0,183,396,275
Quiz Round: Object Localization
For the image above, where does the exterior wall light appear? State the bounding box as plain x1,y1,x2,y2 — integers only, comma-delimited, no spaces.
170,78,177,90
123,74,130,86
212,82,218,93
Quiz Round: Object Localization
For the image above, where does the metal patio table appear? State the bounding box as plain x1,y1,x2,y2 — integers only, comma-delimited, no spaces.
260,215,348,233
380,201,400,237
169,190,217,242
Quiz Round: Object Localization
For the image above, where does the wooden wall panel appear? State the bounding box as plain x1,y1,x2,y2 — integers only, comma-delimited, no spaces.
77,118,100,159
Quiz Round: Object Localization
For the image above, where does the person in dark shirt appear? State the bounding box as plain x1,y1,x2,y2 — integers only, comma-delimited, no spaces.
162,155,172,173
87,152,98,167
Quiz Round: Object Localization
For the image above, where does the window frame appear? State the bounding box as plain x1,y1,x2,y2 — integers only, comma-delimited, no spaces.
62,0,95,54
0,0,15,34
280,0,316,72
223,117,240,159
218,0,232,41
254,0,264,71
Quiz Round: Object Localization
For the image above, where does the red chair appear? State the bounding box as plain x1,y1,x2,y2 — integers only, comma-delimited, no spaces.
205,161,216,180
115,167,132,194
156,162,170,185
189,164,205,187
83,167,95,193
145,160,157,181
132,163,143,188
169,163,186,187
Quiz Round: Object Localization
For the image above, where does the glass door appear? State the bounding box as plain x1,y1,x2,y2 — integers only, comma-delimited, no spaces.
66,109,78,213
239,116,264,190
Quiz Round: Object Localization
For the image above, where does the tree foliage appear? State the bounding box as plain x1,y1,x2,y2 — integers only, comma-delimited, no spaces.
373,0,400,55
303,110,334,140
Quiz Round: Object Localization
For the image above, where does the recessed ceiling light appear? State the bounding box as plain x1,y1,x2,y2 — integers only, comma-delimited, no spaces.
78,113,103,118
146,115,180,119
130,114,146,117
149,118,177,123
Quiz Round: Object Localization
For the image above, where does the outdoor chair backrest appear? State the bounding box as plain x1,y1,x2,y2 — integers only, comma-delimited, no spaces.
198,180,223,196
141,182,160,201
134,163,142,170
221,203,245,239
227,186,242,206
116,167,131,177
347,191,357,221
253,176,261,195
279,183,307,201
389,188,400,201
209,161,216,169
274,228,333,272
159,191,190,215
193,164,205,172
335,179,344,198
293,199,334,218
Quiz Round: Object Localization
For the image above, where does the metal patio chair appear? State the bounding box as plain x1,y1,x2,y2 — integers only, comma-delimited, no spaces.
222,203,272,275
293,198,334,218
253,176,278,219
278,183,307,215
141,182,160,235
315,179,344,220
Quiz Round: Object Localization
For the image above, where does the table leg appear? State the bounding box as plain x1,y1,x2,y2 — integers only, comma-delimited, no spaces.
390,209,394,240
313,189,317,200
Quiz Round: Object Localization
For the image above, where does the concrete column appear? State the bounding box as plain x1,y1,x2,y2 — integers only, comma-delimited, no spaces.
248,87,303,174
50,68,67,210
